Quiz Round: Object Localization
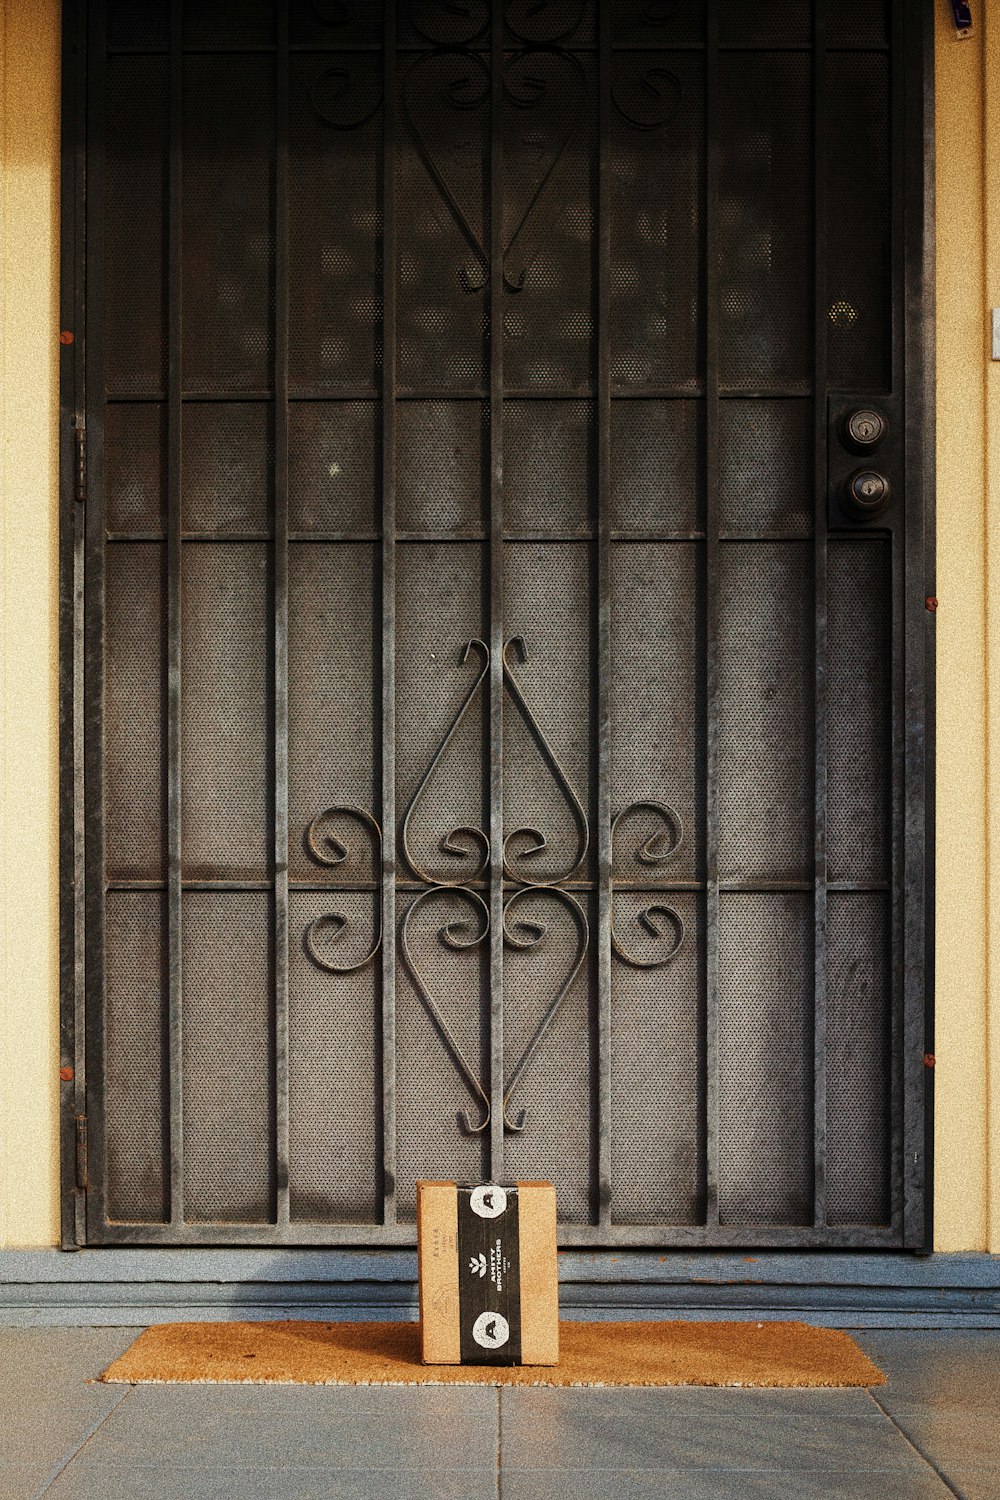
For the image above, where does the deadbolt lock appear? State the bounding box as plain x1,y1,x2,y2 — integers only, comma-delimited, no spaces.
829,395,899,528
843,468,891,519
841,406,887,452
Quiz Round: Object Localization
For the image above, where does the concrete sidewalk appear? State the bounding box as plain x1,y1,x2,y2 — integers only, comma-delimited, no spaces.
1,1328,997,1499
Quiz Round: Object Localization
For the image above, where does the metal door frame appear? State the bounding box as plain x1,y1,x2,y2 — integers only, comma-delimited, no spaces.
58,0,936,1252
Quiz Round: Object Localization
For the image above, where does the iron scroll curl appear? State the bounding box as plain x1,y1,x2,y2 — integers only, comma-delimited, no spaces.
610,801,685,969
303,805,384,974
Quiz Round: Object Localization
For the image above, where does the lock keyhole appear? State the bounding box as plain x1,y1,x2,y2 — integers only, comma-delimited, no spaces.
841,406,887,453
843,468,891,519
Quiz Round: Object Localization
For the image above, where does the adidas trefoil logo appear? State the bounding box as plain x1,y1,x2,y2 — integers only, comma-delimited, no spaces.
469,1253,487,1278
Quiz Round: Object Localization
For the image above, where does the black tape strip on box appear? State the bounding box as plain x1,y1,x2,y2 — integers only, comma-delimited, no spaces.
456,1184,522,1365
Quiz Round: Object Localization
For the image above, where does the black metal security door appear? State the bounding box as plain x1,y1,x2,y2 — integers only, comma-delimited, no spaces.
60,0,933,1248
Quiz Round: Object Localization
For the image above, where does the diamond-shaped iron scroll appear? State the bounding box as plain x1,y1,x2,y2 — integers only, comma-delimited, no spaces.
304,639,684,1135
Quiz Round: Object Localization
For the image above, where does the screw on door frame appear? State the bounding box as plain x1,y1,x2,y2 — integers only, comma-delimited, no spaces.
926,596,939,612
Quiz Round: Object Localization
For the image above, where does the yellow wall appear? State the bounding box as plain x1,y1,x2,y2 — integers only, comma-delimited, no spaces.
934,2,990,1251
983,6,1000,1255
0,0,62,1247
0,0,997,1251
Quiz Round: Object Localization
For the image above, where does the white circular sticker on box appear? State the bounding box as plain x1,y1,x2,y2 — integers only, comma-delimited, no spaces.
469,1184,507,1219
472,1311,510,1350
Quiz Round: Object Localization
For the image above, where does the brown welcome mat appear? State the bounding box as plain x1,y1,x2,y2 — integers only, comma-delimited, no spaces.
101,1319,884,1389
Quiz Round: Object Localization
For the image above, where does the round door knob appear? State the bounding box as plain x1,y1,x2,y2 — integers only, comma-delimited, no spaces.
842,407,887,452
843,468,891,519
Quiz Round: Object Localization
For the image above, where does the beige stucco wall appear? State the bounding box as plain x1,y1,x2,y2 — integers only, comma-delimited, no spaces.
934,5,991,1252
0,0,62,1248
983,6,1000,1255
0,0,997,1251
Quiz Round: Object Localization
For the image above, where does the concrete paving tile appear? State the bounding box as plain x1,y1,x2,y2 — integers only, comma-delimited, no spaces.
858,1334,1000,1486
75,1383,498,1471
858,1332,1000,1413
0,1368,128,1467
940,1473,1000,1500
0,1330,140,1387
500,1469,955,1500
45,1461,498,1500
0,1461,62,1500
498,1388,928,1473
870,1404,1000,1477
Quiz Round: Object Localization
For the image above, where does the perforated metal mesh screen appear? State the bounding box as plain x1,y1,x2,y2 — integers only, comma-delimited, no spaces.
81,0,926,1249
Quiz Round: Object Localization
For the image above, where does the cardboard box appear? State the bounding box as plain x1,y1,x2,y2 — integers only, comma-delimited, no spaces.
417,1181,559,1366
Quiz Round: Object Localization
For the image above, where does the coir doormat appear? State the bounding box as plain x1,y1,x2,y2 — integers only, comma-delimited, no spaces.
101,1319,884,1388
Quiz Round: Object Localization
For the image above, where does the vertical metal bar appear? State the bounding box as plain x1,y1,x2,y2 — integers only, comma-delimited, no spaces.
704,0,721,1228
488,0,506,1180
274,0,291,1230
71,480,87,1244
889,0,907,1244
381,0,399,1224
907,0,935,1251
812,0,829,1232
596,2,613,1228
899,0,930,1248
166,0,185,1229
82,0,108,1243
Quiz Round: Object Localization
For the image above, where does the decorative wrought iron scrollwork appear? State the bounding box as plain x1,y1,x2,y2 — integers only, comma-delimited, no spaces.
505,0,586,44
303,806,383,974
403,34,586,292
399,885,492,1133
611,59,683,131
304,637,684,1134
310,0,378,28
310,58,384,130
610,801,685,969
407,1,586,49
500,50,587,293
500,885,589,1132
401,638,490,886
612,799,683,869
403,49,491,291
408,0,491,47
639,0,681,24
501,636,588,885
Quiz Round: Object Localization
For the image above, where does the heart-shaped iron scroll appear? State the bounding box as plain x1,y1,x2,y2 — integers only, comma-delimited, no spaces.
501,636,589,886
399,885,493,1133
500,886,589,1132
401,639,490,887
402,49,491,291
403,46,586,292
398,883,588,1136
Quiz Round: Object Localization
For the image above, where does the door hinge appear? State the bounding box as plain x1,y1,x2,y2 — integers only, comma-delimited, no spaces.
75,1114,89,1191
74,420,87,504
